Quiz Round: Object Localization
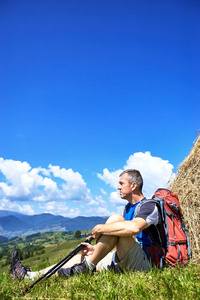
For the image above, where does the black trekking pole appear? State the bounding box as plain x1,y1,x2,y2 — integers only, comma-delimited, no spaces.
20,235,94,297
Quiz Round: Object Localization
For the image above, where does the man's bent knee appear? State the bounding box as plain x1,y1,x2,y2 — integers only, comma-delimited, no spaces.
106,214,125,224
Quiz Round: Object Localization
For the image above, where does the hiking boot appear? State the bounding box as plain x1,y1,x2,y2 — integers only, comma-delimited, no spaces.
58,259,94,278
10,250,30,280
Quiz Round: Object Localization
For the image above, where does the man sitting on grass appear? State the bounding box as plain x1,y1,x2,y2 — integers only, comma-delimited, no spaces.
10,169,162,280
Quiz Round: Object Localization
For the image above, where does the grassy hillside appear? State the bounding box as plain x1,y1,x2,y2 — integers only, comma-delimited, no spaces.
0,231,91,270
0,259,199,299
0,237,200,299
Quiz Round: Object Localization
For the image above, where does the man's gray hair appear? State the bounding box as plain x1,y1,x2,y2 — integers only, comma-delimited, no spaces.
119,169,143,191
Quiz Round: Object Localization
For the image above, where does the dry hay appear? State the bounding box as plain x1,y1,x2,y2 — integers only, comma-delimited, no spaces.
169,134,200,263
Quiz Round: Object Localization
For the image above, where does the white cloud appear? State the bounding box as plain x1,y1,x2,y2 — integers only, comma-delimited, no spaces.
124,151,175,197
97,168,122,189
48,165,92,202
95,206,111,216
18,204,35,215
0,158,93,204
0,197,34,215
115,206,126,215
95,195,106,204
87,195,106,207
97,151,175,199
87,199,97,206
66,208,81,218
40,201,81,218
100,188,107,195
0,152,175,217
0,158,36,197
110,191,125,205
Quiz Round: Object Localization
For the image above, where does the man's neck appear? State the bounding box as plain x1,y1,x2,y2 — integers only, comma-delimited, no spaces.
130,194,145,205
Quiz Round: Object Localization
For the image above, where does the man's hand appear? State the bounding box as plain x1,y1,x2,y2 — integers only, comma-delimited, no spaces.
92,224,103,240
80,242,95,256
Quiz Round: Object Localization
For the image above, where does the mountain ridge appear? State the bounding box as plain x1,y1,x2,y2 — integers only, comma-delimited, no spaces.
0,210,108,239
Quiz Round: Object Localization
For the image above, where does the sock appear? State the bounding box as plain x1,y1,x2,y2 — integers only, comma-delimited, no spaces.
85,257,96,271
25,271,39,281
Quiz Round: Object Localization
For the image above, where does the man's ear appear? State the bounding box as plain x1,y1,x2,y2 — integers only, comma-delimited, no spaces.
131,182,137,191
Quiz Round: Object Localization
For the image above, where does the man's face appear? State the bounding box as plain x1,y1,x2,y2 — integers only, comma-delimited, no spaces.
118,173,133,200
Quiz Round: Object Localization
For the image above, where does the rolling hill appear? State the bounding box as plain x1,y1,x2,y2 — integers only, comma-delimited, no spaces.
0,210,107,239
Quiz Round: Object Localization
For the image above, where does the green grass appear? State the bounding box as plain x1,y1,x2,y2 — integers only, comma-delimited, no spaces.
0,237,200,299
0,263,200,299
0,231,91,270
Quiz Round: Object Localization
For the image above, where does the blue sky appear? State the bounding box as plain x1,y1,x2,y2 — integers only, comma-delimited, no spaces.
0,0,199,217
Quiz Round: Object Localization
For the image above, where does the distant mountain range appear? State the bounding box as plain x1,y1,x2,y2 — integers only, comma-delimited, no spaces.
0,210,108,239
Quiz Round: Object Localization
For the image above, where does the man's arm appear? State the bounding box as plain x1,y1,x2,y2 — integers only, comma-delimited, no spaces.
92,217,148,240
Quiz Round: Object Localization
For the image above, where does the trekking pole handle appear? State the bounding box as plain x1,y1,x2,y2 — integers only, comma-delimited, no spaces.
84,235,94,244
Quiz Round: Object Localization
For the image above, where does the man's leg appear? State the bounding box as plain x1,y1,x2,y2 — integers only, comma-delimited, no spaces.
10,214,137,280
88,214,135,265
90,214,136,271
104,215,151,272
10,251,83,281
58,214,137,276
101,214,151,272
27,254,82,279
57,215,120,277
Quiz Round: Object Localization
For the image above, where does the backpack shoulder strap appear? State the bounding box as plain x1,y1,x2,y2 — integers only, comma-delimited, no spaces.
134,197,163,218
134,197,166,266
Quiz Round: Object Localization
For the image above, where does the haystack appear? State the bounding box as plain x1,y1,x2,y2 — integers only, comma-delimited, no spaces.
170,135,200,263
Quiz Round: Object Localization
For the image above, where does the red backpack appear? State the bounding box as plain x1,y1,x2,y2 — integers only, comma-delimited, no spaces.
136,189,191,267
